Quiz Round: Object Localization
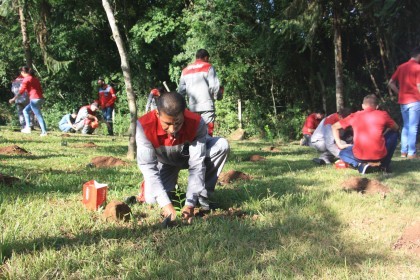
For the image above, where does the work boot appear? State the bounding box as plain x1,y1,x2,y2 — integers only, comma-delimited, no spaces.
312,158,326,165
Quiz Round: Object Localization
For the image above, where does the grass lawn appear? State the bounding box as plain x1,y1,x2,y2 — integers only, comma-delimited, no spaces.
0,127,419,279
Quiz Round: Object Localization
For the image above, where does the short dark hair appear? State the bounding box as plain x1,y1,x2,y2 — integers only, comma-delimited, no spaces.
314,108,325,115
196,49,210,59
156,92,186,116
20,66,35,76
363,94,379,107
410,46,420,57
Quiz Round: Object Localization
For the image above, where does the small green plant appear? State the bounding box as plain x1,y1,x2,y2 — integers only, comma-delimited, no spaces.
170,184,186,215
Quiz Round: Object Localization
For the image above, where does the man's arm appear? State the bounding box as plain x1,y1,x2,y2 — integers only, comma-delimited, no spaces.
388,79,399,96
178,75,187,97
208,66,220,98
136,121,173,209
332,122,351,150
105,87,117,107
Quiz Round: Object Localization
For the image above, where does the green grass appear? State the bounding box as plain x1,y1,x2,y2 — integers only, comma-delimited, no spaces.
0,127,419,279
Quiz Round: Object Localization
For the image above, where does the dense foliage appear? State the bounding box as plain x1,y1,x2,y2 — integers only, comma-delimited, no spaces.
1,0,419,139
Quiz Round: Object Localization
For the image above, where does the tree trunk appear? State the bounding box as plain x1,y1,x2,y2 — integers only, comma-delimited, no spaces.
18,0,32,67
102,0,137,160
270,76,277,116
316,72,327,113
333,3,344,111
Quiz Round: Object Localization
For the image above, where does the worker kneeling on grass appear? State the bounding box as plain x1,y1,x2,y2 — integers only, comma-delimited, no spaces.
133,91,229,223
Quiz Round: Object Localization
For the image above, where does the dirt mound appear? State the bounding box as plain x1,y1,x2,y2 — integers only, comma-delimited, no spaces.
82,142,98,148
393,221,420,257
263,146,280,152
91,156,128,168
228,128,245,141
0,145,29,155
218,170,251,185
249,155,266,162
61,133,71,137
103,200,131,221
0,173,20,186
342,177,390,195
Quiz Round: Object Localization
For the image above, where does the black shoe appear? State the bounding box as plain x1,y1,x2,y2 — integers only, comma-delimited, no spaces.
312,158,326,165
358,163,380,174
381,165,392,174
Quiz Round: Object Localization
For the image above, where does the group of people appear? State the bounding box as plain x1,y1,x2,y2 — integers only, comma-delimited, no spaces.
57,78,116,135
9,72,117,136
300,47,420,174
9,45,418,222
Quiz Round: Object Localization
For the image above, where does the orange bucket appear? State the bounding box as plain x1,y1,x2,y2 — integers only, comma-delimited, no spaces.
82,180,108,210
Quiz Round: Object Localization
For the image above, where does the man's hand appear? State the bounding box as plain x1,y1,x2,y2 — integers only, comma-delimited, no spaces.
8,98,16,104
181,205,194,224
162,203,177,221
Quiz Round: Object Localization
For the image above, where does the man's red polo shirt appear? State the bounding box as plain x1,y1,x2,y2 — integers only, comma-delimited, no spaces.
391,59,420,104
339,108,396,160
302,113,321,135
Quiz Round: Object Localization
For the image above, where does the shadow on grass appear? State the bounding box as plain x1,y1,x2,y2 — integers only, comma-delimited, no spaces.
0,194,390,279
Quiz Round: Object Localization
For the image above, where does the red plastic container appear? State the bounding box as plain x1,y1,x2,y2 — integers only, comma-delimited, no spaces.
82,180,108,210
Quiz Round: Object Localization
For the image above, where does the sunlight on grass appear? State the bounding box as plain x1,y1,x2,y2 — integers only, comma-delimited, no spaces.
0,129,419,279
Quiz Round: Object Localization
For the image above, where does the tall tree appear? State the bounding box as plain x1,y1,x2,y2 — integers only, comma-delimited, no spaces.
333,0,344,110
18,0,32,67
102,0,137,159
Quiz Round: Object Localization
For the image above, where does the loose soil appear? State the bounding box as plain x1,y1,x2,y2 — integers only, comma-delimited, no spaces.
263,146,280,152
218,170,251,185
0,145,29,155
61,133,71,137
249,154,266,162
90,156,128,168
103,200,131,221
0,173,20,186
81,142,98,148
341,177,390,195
393,221,420,257
228,128,245,141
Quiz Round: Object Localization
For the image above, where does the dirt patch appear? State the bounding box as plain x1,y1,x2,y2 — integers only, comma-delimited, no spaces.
0,173,20,186
218,170,251,185
82,142,98,148
90,156,128,168
342,177,390,195
103,200,131,221
263,146,280,152
393,221,420,257
0,145,29,155
61,133,71,137
249,154,266,162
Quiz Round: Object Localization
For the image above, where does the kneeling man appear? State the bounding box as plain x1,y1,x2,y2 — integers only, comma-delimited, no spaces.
136,92,229,221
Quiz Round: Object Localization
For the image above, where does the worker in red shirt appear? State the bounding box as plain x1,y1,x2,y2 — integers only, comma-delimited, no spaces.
388,46,420,159
9,66,47,136
300,109,325,146
332,94,399,174
97,77,117,136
